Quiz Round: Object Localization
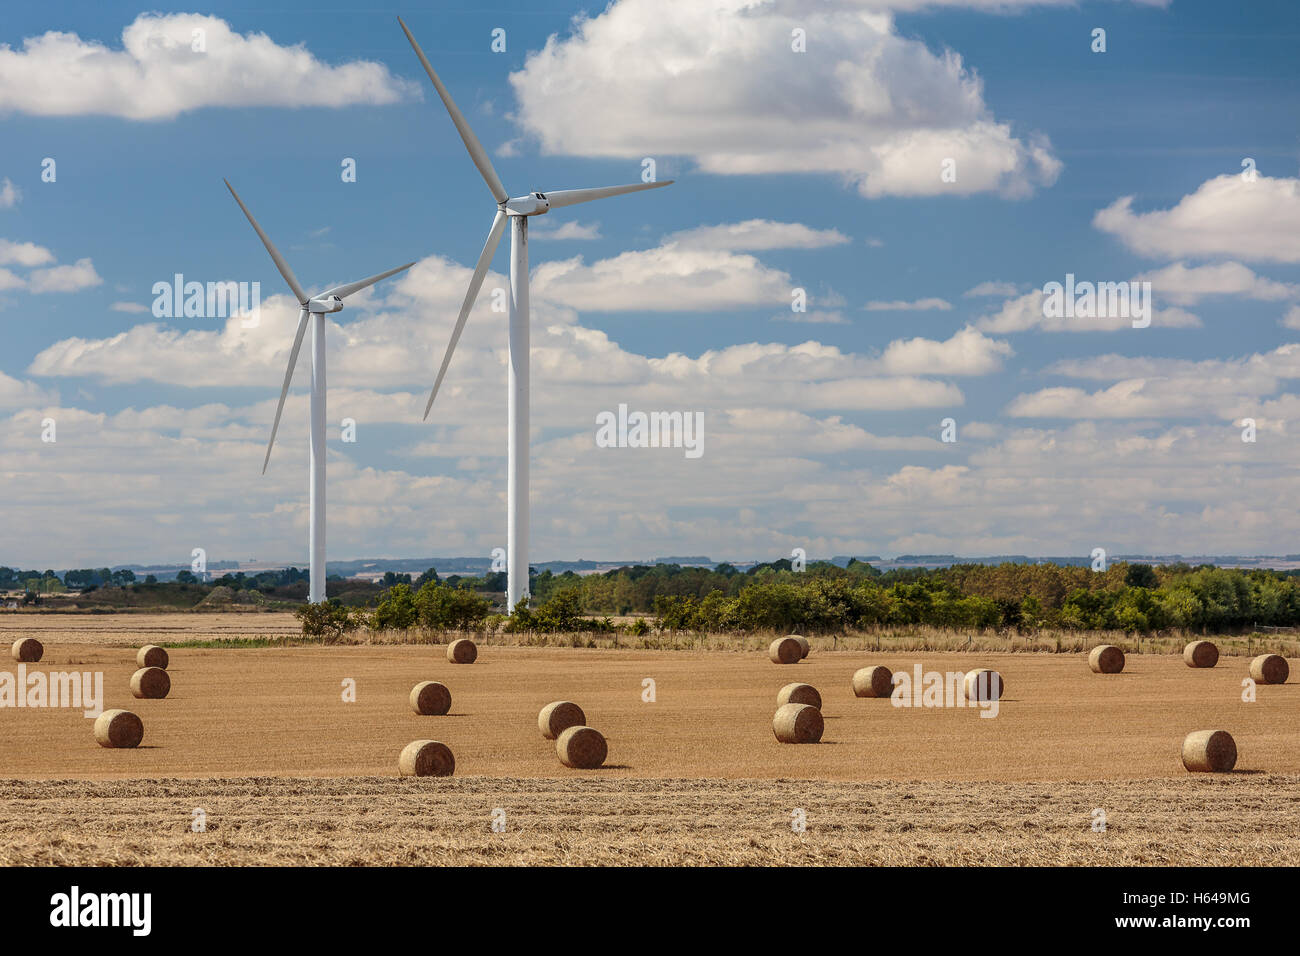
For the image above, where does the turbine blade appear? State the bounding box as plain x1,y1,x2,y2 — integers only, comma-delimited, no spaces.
263,308,311,474
543,180,674,210
324,261,417,300
224,179,309,306
398,17,509,205
424,209,508,420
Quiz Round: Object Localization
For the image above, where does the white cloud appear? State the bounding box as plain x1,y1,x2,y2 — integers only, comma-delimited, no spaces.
110,301,150,314
974,289,1201,333
1134,261,1297,306
1283,305,1300,330
773,310,847,324
1094,174,1300,263
668,220,850,251
963,280,1019,297
864,297,952,311
0,178,19,209
27,257,101,294
0,239,55,267
508,0,1061,199
532,242,793,311
0,13,417,120
0,268,24,291
0,371,55,410
878,326,1012,376
531,220,602,241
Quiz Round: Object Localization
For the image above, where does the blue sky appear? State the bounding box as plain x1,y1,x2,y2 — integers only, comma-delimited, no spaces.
3,0,1300,568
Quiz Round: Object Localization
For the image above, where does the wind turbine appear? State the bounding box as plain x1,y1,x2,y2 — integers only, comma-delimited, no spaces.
399,17,673,613
224,179,414,604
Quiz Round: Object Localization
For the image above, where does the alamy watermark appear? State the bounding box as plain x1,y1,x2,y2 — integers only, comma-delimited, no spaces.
1042,273,1151,328
891,665,1000,718
595,403,704,459
1,665,104,717
152,274,260,326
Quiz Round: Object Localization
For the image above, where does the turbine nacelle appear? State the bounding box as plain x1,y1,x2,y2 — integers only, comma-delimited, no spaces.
504,192,550,217
308,294,344,313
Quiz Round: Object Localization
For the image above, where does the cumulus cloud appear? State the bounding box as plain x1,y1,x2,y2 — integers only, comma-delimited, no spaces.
773,310,847,324
1134,261,1297,306
0,13,417,120
864,297,952,312
27,257,101,294
0,239,54,267
667,220,850,251
1094,174,1300,263
0,178,18,209
974,289,1200,333
963,280,1019,297
878,326,1012,376
508,0,1061,199
530,220,602,241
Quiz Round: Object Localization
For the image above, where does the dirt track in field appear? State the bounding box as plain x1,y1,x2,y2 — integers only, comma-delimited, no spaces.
1,639,1296,865
3,775,1298,865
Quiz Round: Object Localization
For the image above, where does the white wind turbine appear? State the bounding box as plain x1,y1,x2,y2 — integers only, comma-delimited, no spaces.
399,17,673,613
225,179,414,604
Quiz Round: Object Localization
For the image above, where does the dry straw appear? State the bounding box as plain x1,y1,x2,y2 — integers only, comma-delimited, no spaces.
773,702,823,743
130,666,170,700
11,638,42,663
557,725,607,768
94,709,143,749
964,669,1004,702
136,645,169,669
769,637,802,665
1088,645,1125,674
776,682,821,709
1249,654,1289,685
1183,640,1218,668
398,739,455,777
788,634,810,659
538,700,586,740
1181,730,1237,773
409,680,452,715
447,638,478,664
852,665,893,698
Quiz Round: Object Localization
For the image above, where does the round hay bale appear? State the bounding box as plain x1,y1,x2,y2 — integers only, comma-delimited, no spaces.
129,666,170,700
446,638,477,664
964,669,1004,703
852,665,893,698
557,725,607,769
769,637,802,665
776,682,821,709
1249,654,1289,685
93,709,143,749
1182,730,1237,773
1088,645,1125,674
1184,640,1218,668
773,702,823,744
409,680,452,716
398,739,455,777
538,700,586,740
136,645,168,669
11,638,42,663
788,634,810,659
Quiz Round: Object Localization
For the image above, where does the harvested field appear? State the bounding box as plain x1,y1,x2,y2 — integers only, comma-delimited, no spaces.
1,646,1296,781
1,639,1296,865
1,775,1297,866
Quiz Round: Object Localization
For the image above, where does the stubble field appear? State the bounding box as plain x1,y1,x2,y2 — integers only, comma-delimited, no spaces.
0,616,1296,865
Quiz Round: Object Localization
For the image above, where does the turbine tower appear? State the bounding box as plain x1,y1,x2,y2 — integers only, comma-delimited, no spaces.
399,17,673,613
225,179,414,604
